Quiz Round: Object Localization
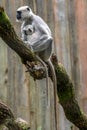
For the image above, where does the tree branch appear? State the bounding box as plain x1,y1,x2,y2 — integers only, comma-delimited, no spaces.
0,102,30,130
52,56,87,130
0,7,87,130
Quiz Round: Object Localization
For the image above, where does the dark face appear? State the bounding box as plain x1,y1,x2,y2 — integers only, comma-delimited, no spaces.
16,6,31,21
16,11,22,20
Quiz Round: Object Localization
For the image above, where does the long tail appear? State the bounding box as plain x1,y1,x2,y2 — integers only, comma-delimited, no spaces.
36,55,57,129
35,55,49,105
47,59,57,130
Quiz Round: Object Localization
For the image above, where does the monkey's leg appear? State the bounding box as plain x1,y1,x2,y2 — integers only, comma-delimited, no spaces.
47,59,57,130
31,35,53,52
35,55,49,105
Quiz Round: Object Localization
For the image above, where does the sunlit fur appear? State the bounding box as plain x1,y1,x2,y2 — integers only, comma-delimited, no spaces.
17,6,33,21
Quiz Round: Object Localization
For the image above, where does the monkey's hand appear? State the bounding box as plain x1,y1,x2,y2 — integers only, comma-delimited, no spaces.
23,40,30,44
23,41,34,53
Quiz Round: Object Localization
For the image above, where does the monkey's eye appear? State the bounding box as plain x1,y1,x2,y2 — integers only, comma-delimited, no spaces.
27,7,30,11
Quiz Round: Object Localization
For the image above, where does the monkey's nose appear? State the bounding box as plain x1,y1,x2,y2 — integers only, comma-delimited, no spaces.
17,11,21,14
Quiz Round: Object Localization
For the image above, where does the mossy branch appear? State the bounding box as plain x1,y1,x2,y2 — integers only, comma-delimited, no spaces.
0,7,87,130
0,102,30,130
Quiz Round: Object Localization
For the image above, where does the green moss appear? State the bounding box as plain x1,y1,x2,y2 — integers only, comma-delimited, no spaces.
0,125,7,130
19,122,30,130
15,118,30,130
55,63,74,103
0,6,87,130
54,63,87,129
0,7,10,25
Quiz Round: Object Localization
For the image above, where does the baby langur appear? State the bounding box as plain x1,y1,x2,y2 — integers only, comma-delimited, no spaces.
16,6,57,129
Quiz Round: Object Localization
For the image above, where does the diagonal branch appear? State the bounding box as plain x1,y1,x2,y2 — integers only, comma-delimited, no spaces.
0,7,87,130
0,102,30,130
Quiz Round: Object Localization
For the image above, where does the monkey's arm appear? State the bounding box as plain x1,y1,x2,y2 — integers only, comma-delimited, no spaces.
21,29,27,42
0,7,87,130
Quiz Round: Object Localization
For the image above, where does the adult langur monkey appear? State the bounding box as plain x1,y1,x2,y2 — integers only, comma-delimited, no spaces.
16,6,57,129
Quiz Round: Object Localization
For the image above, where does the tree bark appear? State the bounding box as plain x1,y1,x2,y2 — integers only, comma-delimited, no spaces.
0,102,30,130
0,7,87,130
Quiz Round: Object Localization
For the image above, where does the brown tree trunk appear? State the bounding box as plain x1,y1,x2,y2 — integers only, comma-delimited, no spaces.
0,102,30,130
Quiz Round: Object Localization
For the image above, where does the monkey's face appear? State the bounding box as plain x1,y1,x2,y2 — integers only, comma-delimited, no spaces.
16,6,32,21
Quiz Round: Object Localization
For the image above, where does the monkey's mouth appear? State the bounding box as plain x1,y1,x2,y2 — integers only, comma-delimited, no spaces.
16,14,21,20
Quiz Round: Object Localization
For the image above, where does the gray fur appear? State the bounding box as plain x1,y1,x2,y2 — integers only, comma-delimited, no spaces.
16,6,53,61
16,7,57,129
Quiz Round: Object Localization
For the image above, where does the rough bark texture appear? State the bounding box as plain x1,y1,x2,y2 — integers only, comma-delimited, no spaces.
53,60,87,130
0,8,36,62
0,7,87,130
0,102,30,130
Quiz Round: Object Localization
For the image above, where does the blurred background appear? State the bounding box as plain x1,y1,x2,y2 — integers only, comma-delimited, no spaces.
0,0,87,130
